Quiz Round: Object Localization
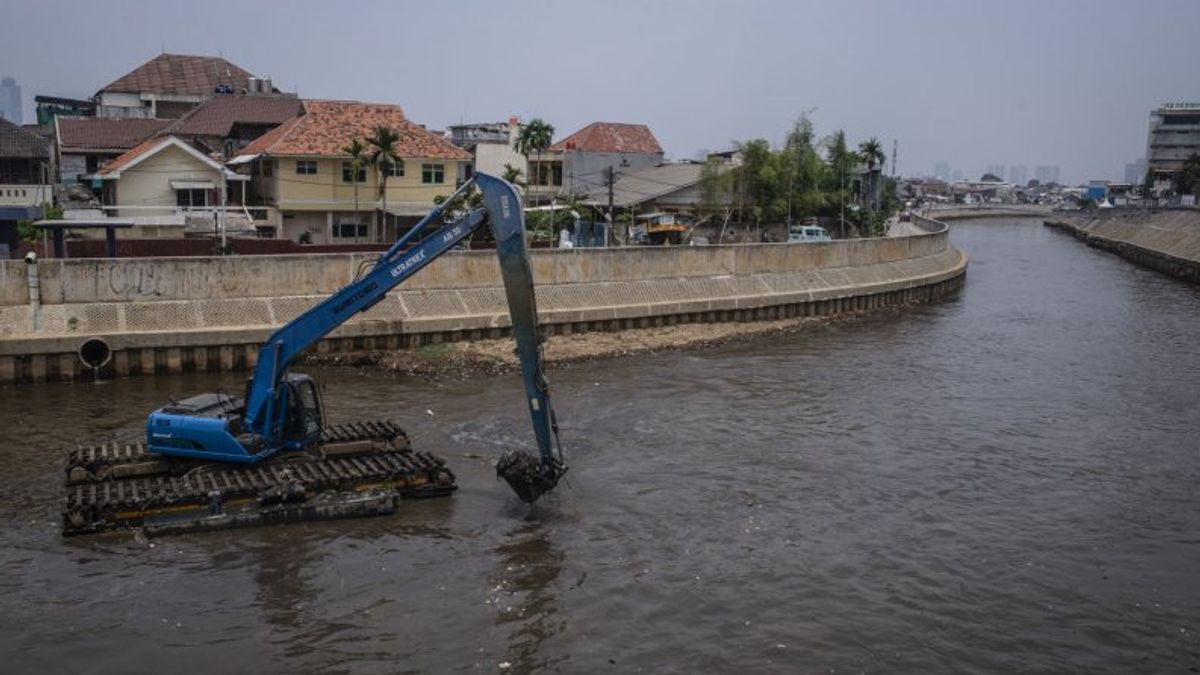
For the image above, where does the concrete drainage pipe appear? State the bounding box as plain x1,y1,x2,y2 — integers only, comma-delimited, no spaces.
78,338,112,370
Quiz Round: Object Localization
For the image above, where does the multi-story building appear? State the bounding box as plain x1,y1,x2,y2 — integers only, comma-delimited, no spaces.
0,76,21,124
1145,102,1200,189
934,161,950,181
447,117,525,179
93,53,272,119
234,100,471,243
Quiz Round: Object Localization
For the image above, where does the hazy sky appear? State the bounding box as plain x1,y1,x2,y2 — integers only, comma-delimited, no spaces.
3,0,1198,183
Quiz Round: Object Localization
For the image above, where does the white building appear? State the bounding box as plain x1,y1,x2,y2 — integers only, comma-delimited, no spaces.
447,117,526,179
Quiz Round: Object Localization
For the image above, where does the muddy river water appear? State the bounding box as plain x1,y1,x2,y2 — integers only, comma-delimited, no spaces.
2,218,1198,673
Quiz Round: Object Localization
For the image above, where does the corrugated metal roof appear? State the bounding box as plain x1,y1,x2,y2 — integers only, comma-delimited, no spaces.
584,163,708,208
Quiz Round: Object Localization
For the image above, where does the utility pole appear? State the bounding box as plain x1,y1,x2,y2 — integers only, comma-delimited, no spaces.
605,165,616,247
891,140,898,179
840,163,846,238
218,160,228,254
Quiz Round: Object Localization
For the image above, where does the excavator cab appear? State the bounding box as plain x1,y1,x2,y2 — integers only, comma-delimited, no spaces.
282,373,325,444
240,372,325,448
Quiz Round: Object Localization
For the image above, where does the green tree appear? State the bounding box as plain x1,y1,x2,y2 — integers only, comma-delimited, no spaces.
732,138,780,226
1174,153,1200,197
366,125,402,241
824,130,858,233
502,162,524,186
341,137,368,225
698,157,731,224
783,116,826,220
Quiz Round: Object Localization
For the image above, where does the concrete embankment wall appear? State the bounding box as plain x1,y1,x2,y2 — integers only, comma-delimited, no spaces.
924,205,1053,221
1044,209,1200,283
0,217,966,384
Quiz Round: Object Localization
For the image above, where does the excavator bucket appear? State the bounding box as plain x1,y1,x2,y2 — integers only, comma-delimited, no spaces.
496,450,567,503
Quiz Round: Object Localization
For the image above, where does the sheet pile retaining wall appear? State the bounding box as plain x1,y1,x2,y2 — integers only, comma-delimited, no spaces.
0,217,967,383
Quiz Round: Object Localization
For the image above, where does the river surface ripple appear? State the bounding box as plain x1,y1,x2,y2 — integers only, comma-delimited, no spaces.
1,219,1198,674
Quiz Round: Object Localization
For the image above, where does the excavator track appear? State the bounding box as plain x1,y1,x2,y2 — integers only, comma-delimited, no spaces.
62,421,456,536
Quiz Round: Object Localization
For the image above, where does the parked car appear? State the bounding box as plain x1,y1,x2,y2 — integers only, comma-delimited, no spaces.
787,224,832,243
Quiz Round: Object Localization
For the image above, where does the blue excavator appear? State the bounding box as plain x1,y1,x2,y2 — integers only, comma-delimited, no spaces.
63,173,567,535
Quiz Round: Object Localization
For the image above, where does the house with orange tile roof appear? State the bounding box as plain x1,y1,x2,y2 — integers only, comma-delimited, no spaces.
232,100,472,243
524,121,664,204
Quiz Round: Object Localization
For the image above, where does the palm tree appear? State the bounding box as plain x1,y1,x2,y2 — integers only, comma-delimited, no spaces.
513,118,554,203
858,137,885,210
857,137,885,172
341,137,368,237
366,125,402,241
502,162,524,186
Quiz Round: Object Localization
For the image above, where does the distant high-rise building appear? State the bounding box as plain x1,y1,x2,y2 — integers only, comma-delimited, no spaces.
1009,165,1027,186
1124,159,1148,185
985,164,1006,180
934,160,950,180
1145,102,1200,188
951,169,964,182
1035,165,1061,185
0,76,21,124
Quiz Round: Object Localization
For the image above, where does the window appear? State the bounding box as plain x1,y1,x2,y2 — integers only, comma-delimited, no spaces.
296,160,317,175
528,161,563,186
422,163,445,184
386,160,405,177
333,222,370,238
342,162,367,183
175,188,208,208
262,160,274,178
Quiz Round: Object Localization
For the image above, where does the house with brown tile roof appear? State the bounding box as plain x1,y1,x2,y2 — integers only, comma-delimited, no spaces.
54,117,171,184
525,121,665,204
95,53,273,120
231,99,472,243
161,94,303,156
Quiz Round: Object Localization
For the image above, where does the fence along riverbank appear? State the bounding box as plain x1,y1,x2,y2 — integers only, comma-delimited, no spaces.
0,216,966,384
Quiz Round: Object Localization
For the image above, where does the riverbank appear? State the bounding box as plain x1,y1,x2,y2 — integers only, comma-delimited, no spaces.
305,307,896,379
1044,208,1200,283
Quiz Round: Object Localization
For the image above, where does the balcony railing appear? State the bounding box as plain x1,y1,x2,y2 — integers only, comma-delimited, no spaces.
0,184,53,208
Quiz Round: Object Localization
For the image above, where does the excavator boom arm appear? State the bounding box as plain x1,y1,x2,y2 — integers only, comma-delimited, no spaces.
235,174,563,496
